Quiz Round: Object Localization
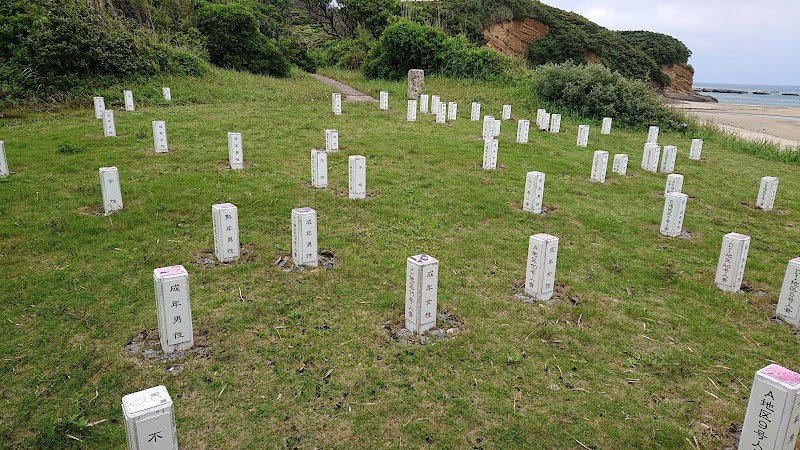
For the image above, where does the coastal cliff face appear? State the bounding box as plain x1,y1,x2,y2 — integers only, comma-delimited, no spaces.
661,63,717,102
483,18,549,58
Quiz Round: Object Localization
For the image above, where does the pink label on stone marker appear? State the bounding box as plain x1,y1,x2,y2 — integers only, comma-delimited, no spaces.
761,364,800,386
154,265,187,277
214,203,235,209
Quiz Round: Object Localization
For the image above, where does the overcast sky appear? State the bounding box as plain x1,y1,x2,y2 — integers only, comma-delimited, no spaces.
542,0,800,86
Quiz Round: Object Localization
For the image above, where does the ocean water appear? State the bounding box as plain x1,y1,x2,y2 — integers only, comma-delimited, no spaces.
693,82,800,107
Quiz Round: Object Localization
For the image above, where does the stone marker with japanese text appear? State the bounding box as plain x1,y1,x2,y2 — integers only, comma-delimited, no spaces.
660,192,687,238
93,96,105,119
228,132,243,170
516,120,530,144
612,154,628,176
436,102,446,124
715,232,750,293
471,102,481,121
419,94,429,114
407,100,417,122
0,141,9,177
523,172,545,214
448,102,457,121
590,150,609,183
311,150,328,189
99,167,123,215
162,87,171,102
212,203,240,263
291,207,318,267
483,139,498,170
152,121,168,153
690,139,703,160
577,125,589,147
642,143,660,173
502,105,512,120
738,364,800,450
549,114,561,133
379,91,388,110
601,117,612,135
325,129,339,152
405,254,438,334
348,155,366,199
525,234,559,301
103,110,117,138
122,385,177,450
539,112,550,131
756,176,779,211
660,145,677,173
124,90,135,111
153,265,193,353
665,174,684,195
332,93,342,115
776,258,800,326
647,126,659,144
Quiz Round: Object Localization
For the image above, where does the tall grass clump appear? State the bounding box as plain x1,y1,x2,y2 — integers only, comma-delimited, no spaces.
688,120,800,164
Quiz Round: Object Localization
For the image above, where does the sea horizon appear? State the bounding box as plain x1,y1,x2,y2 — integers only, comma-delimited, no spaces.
692,81,800,107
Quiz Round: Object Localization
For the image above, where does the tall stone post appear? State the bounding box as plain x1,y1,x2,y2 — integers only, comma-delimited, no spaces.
408,69,424,100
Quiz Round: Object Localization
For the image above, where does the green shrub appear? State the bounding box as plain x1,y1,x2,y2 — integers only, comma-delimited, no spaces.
56,141,82,154
617,31,691,66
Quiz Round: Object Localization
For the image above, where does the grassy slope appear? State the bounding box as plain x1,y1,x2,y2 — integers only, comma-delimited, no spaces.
1,67,799,449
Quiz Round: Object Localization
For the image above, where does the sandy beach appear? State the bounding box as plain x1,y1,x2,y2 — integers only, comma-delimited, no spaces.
676,101,800,149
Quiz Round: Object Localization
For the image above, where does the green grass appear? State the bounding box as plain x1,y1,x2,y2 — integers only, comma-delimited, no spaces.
2,67,800,449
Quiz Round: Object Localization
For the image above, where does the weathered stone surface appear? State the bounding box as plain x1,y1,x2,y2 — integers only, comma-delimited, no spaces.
408,69,424,100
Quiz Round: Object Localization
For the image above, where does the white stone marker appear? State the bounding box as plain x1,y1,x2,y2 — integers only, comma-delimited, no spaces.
660,192,687,238
153,265,193,353
162,87,171,102
228,132,243,170
103,110,117,138
664,174,684,195
601,117,612,135
0,141,7,177
612,154,628,176
482,139,498,170
212,203,240,263
536,109,546,128
436,102,446,124
99,167,123,215
325,129,339,152
525,233,559,301
516,120,530,144
405,254,439,334
431,95,440,115
715,232,751,293
660,145,677,173
348,155,366,199
152,121,168,153
550,114,561,133
482,116,495,139
419,94,429,114
122,385,177,450
641,143,660,173
471,102,481,121
777,258,800,326
523,171,545,214
332,93,342,115
291,207,318,267
379,91,388,110
447,102,457,121
756,176,779,211
93,96,105,119
539,112,550,131
590,150,609,183
576,125,589,147
124,90,135,111
690,139,703,160
502,104,512,120
738,364,800,450
311,150,328,189
494,119,501,137
407,100,417,122
647,126,659,144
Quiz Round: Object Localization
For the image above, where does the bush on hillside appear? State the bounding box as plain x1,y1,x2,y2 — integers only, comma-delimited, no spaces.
618,31,691,66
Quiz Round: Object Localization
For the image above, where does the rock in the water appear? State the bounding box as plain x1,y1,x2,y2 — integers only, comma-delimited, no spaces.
408,69,424,100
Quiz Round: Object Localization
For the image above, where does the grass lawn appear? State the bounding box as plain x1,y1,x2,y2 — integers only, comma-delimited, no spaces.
1,67,799,449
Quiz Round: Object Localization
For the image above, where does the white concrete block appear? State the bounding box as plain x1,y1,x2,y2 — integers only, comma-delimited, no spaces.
349,155,366,199
482,116,495,139
325,129,339,152
99,167,123,215
536,109,546,128
212,203,240,263
502,105,512,120
482,139,498,170
715,232,751,293
93,96,105,119
379,91,388,110
516,120,530,144
332,93,342,116
549,114,561,133
447,102,457,121
291,207,318,267
590,150,609,183
660,145,677,173
577,125,589,147
539,112,550,131
777,258,800,326
660,192,687,237
152,121,168,153
407,100,417,122
738,364,800,450
665,174,684,195
405,254,438,334
523,171,545,214
647,126,659,143
162,87,171,102
431,95,440,115
756,176,779,211
311,150,328,189
227,132,243,170
690,139,703,160
124,90,135,111
525,233,559,301
612,154,628,176
419,94,429,114
471,102,481,121
436,102,446,124
601,117,612,135
641,143,660,173
103,110,117,138
494,119,501,137
0,141,7,177
153,265,193,353
122,385,177,450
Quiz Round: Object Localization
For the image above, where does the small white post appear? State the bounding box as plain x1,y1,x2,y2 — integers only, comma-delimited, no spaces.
525,233,559,301
536,109,545,128
601,117,612,135
0,141,7,177
332,93,342,116
690,139,703,160
549,114,561,133
539,112,550,131
405,254,438,334
228,132,243,170
122,385,178,450
502,105,512,120
419,94,429,114
471,102,481,121
660,192,687,237
93,96,105,119
291,207,318,267
152,121,168,153
664,174,684,195
311,150,328,189
660,145,677,173
647,126,659,144
641,143,660,173
153,265,193,353
577,125,589,147
325,129,339,152
436,102,446,124
99,167,123,215
212,203,240,263
162,87,171,102
715,232,751,293
407,100,417,122
523,171,545,214
494,119,501,137
612,154,628,176
447,102,457,121
379,91,388,110
756,176,779,211
348,155,366,199
430,95,440,115
590,150,609,183
516,120,530,144
124,90,135,112
738,364,800,450
482,139,498,170
482,116,495,139
103,110,117,138
777,258,800,326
